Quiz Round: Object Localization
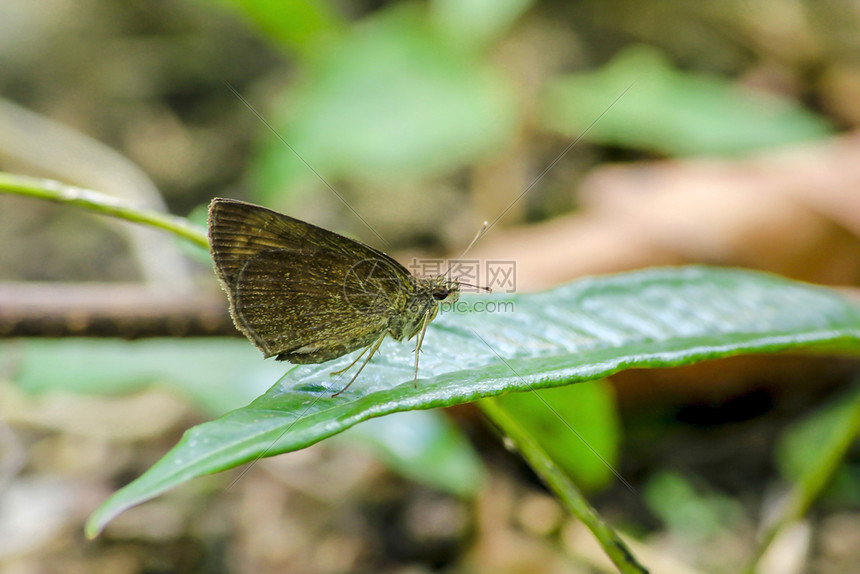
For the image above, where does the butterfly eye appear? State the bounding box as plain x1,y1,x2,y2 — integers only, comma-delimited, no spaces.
432,287,449,301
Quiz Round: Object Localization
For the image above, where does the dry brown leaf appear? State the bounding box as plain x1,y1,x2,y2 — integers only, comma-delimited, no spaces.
472,132,860,291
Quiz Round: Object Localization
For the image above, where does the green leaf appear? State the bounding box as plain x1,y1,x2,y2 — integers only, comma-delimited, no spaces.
339,410,485,498
87,266,860,536
775,384,860,503
3,339,279,416
748,384,860,568
643,471,744,541
251,5,518,201
430,0,535,48
209,0,344,56
487,381,620,490
540,45,832,156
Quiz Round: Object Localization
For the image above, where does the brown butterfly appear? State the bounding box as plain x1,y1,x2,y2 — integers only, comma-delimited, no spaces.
208,198,476,395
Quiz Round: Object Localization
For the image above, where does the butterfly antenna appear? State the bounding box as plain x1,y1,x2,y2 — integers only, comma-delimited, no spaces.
458,281,492,293
443,221,489,278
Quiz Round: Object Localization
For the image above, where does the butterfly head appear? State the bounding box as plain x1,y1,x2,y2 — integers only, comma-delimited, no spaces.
428,276,461,304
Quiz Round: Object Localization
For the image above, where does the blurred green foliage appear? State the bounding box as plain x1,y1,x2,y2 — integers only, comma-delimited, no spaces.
4,338,481,497
208,0,344,56
541,45,832,156
341,409,485,498
776,385,860,505
249,4,520,206
4,339,274,415
643,470,745,541
207,0,836,214
488,381,620,491
10,0,847,524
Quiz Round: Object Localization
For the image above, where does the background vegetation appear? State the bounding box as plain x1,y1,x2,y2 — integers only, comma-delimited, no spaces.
2,1,860,572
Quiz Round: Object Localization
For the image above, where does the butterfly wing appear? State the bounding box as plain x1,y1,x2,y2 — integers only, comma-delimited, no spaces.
208,198,414,363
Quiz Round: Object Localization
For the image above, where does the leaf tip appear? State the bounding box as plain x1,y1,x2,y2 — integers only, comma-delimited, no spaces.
85,493,135,539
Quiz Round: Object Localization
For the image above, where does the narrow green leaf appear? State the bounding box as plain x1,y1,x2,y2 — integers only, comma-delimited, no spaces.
489,381,621,490
87,267,860,536
775,384,860,507
540,45,832,156
747,384,860,572
339,410,485,498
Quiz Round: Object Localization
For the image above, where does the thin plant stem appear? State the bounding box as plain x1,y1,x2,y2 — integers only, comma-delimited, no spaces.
480,397,649,574
744,384,860,573
0,172,208,249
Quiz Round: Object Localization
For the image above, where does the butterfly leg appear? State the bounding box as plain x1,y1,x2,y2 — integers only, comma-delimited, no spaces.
413,310,432,388
331,331,387,397
330,344,370,376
